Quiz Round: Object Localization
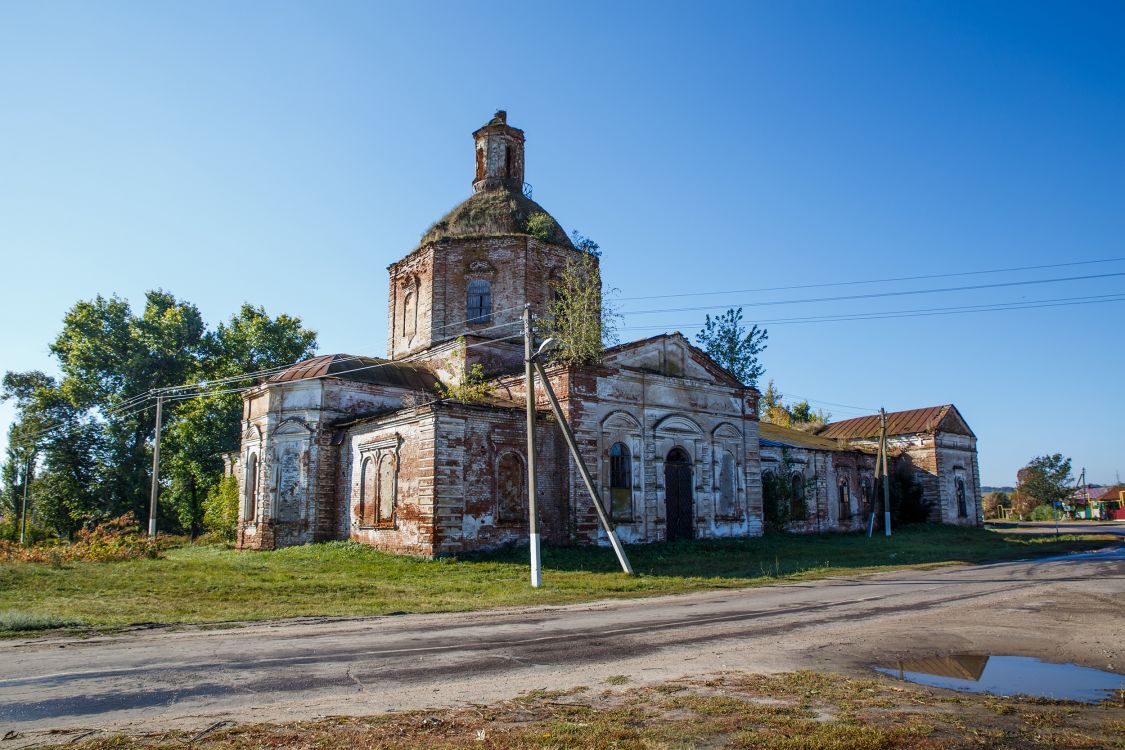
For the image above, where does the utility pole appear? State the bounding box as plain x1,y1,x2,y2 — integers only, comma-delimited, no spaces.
19,458,30,546
867,436,882,538
522,305,542,588
532,358,633,575
881,408,891,537
148,395,164,538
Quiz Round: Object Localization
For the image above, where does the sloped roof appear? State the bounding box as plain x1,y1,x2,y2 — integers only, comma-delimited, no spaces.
818,404,974,440
759,422,850,452
603,332,747,389
419,186,573,247
267,354,441,392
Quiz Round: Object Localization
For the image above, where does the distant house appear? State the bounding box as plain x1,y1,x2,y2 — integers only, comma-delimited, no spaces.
1075,485,1125,520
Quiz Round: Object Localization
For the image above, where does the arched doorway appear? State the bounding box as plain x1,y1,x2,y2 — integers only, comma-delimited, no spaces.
664,447,694,541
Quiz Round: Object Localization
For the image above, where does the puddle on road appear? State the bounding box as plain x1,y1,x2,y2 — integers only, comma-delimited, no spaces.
875,654,1124,703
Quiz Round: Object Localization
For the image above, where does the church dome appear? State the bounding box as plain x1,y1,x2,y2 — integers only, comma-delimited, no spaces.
419,111,573,249
420,186,572,247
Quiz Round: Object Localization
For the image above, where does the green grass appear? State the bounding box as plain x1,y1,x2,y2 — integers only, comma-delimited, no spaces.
0,524,1113,635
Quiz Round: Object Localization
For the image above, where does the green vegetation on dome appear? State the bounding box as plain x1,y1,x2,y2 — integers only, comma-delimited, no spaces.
420,187,573,247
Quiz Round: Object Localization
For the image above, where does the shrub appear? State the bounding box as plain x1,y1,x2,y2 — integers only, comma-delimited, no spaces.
0,611,83,632
1030,504,1056,521
525,212,555,242
203,475,240,542
0,514,163,563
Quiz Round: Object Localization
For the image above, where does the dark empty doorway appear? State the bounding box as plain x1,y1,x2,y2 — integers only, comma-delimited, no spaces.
664,447,694,541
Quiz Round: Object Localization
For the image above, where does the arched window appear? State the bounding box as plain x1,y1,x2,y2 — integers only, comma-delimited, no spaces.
497,452,524,523
243,453,258,522
718,452,737,517
838,478,851,520
790,472,805,520
956,478,967,517
467,279,491,324
860,477,872,515
377,455,396,525
609,442,632,521
359,456,377,527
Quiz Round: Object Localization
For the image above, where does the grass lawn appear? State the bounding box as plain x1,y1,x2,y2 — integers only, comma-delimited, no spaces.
0,524,1115,636
52,670,1125,749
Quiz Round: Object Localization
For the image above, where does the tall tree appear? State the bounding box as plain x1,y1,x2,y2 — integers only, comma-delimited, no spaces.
2,293,317,537
1016,454,1073,512
695,308,768,387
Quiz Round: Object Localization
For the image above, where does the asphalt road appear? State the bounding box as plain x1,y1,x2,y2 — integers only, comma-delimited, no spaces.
2,547,1123,746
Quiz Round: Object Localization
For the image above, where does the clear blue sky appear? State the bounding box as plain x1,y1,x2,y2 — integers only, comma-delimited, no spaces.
1,1,1122,486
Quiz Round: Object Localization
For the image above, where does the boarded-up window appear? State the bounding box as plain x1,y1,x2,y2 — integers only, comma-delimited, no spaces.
360,456,377,526
609,442,632,521
467,279,491,324
243,453,258,521
378,455,395,525
790,472,804,520
718,452,737,517
838,479,851,520
497,452,524,523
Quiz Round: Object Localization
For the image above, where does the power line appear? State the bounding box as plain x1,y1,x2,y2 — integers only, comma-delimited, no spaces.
620,292,1125,330
155,305,529,395
619,272,1125,316
618,255,1125,301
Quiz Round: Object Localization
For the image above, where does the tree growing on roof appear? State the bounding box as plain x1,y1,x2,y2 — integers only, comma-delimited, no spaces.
543,252,619,366
695,308,768,387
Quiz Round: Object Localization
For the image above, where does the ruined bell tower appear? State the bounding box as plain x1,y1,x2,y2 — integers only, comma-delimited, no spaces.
473,110,525,193
386,111,583,377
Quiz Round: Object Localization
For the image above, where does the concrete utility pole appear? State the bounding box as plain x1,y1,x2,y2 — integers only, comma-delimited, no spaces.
522,305,542,588
19,458,30,546
148,395,164,539
881,408,891,537
532,358,633,575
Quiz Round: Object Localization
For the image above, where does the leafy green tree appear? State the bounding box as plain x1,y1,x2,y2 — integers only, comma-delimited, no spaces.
2,294,316,537
1016,454,1073,513
694,308,768,387
202,475,240,542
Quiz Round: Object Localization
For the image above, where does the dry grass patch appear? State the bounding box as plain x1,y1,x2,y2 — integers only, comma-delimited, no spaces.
27,671,1123,750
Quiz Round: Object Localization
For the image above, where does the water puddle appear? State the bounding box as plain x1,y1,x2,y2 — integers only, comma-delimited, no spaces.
875,654,1123,703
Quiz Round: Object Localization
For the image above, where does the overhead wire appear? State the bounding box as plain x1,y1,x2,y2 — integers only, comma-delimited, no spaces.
618,255,1125,300
618,271,1125,316
620,292,1125,330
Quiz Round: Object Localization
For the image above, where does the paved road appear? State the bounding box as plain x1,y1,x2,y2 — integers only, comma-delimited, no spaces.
988,520,1125,536
2,548,1123,746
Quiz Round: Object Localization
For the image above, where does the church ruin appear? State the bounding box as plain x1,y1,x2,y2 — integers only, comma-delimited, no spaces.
232,112,983,555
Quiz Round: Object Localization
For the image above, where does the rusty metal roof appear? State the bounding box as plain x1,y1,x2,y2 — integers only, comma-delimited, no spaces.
266,354,441,392
818,405,966,440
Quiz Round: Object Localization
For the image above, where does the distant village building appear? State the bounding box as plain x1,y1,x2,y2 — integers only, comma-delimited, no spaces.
232,112,983,555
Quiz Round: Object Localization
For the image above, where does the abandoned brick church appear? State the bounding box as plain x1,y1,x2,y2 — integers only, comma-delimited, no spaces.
232,112,983,555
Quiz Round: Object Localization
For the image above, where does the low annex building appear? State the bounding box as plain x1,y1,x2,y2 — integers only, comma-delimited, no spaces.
231,112,983,555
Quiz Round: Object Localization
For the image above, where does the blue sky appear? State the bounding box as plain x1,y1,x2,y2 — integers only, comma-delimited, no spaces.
1,1,1122,486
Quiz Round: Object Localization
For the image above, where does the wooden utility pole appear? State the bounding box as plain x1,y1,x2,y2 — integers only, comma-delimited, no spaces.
148,395,164,539
532,358,633,575
522,305,542,588
19,458,30,546
881,408,891,537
